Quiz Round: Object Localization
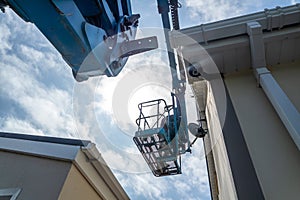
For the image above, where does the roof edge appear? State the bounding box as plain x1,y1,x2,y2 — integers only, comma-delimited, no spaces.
170,4,300,47
0,132,90,147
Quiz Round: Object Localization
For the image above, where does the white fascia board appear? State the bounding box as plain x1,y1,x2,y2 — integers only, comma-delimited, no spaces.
0,136,80,161
182,25,300,58
180,25,300,75
171,4,300,47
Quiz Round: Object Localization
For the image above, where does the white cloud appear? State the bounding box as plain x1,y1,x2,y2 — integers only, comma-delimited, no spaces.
0,23,12,54
112,144,210,200
115,172,171,200
0,9,76,138
291,0,299,4
0,117,44,135
0,56,75,136
100,148,149,173
19,44,44,63
184,0,298,24
185,0,244,22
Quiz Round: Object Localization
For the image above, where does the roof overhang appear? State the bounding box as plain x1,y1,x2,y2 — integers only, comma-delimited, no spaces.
170,4,300,76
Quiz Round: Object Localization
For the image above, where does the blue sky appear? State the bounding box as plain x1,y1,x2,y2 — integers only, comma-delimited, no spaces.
0,1,298,199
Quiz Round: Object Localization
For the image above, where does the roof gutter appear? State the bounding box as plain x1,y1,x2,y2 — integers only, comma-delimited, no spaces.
170,4,300,47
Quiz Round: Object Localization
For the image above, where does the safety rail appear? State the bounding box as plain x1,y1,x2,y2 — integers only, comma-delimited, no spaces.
134,94,185,177
136,99,171,132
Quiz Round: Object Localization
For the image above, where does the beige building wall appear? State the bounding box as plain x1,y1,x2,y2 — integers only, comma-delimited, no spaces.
271,62,300,111
224,65,300,199
58,165,102,200
0,150,71,200
176,5,300,199
0,137,129,200
73,148,128,200
205,81,237,200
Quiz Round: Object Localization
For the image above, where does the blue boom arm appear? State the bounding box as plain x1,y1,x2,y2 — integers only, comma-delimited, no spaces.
0,0,158,81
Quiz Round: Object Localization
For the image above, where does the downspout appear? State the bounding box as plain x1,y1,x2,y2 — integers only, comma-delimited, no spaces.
247,21,300,151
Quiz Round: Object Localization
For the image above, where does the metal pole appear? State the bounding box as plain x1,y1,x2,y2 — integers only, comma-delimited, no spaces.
156,0,179,89
156,0,189,152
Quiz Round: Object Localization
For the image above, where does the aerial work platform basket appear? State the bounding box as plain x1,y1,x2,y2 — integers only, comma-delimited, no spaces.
133,93,189,177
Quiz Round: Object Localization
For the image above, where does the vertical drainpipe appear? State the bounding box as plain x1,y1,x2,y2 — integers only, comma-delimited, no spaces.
247,21,300,151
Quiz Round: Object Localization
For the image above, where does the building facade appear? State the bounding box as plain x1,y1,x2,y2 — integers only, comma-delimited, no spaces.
0,132,129,200
171,4,300,200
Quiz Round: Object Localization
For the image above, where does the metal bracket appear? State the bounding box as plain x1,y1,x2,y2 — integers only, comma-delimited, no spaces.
255,67,270,86
247,21,267,85
119,36,158,58
189,111,208,147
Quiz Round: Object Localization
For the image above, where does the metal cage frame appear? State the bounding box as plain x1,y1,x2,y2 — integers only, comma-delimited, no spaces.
133,93,187,176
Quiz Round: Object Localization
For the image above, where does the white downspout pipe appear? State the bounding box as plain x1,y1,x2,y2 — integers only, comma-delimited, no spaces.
247,21,300,151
